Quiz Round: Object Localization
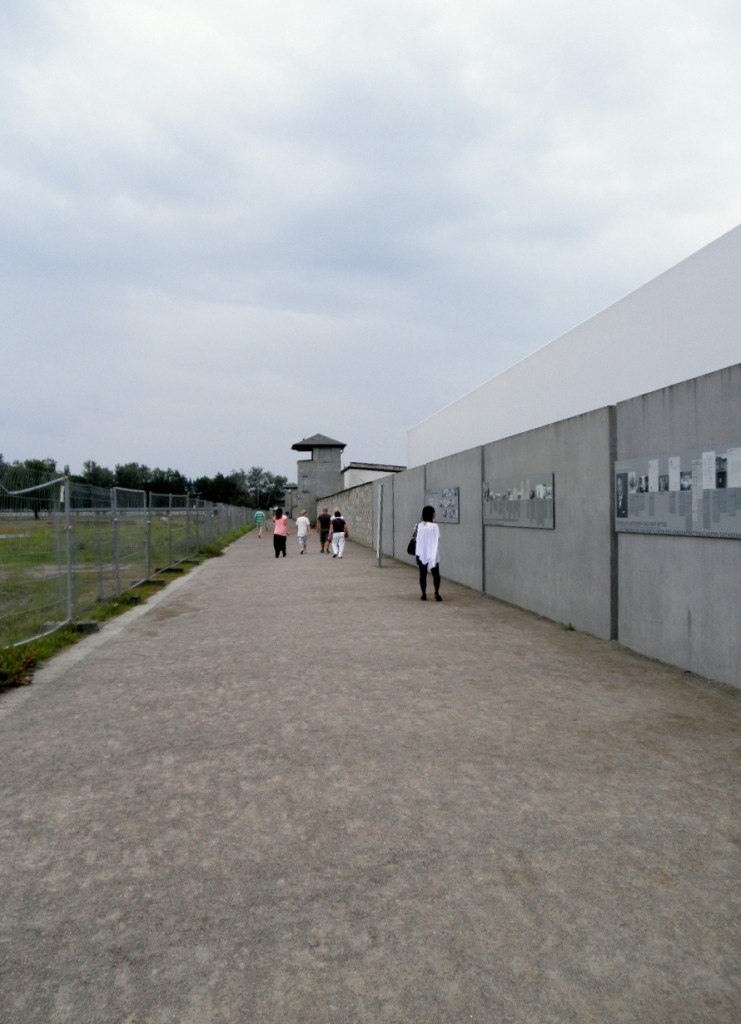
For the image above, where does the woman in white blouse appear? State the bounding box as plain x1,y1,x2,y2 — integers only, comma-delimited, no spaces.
415,505,442,601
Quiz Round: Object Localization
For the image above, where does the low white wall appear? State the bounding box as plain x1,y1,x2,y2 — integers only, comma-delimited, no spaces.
408,226,741,467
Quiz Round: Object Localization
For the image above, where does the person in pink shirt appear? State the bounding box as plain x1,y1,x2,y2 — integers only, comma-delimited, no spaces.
272,507,290,558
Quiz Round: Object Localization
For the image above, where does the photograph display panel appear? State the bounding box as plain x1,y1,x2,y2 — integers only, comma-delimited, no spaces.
425,487,460,523
483,474,554,529
615,441,741,537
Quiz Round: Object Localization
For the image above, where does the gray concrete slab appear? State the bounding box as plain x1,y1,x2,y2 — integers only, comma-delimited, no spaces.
1,533,739,1024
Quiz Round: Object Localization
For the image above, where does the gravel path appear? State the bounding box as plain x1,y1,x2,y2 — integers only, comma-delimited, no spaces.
1,533,738,1023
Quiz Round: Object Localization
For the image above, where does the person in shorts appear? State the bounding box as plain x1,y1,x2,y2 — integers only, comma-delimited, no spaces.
316,507,332,553
295,510,311,554
254,508,266,537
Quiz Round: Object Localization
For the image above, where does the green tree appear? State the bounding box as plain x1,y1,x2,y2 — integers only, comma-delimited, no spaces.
190,472,245,505
245,466,273,508
228,470,248,505
81,460,115,489
7,458,60,517
16,457,59,475
207,473,233,504
149,467,189,495
114,463,152,491
265,473,288,507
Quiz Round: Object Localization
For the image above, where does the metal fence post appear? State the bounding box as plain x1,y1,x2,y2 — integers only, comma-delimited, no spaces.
64,476,74,621
167,494,173,568
146,493,153,580
111,487,121,596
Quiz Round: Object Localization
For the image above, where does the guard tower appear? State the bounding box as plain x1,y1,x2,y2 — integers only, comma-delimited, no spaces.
291,433,346,518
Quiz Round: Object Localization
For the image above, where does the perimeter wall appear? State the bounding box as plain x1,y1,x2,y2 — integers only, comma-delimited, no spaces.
320,363,741,690
616,364,741,687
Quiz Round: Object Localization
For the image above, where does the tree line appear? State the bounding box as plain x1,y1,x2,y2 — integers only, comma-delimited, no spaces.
0,456,288,509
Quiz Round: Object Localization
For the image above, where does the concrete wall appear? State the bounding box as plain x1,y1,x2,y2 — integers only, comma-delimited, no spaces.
408,226,741,467
388,467,425,562
616,365,741,687
323,365,740,688
424,448,485,592
483,407,616,639
373,473,398,559
370,413,615,638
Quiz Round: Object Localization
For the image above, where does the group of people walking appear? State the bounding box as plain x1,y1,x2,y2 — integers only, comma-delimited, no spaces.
261,507,349,559
254,503,442,601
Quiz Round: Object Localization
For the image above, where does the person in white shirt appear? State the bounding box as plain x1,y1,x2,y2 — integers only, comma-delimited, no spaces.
414,505,442,601
295,510,311,554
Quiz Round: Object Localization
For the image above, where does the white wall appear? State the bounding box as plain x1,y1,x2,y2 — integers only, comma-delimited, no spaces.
408,225,741,467
342,468,399,489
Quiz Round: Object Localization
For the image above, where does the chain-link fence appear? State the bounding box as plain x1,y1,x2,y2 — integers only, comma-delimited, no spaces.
0,465,252,648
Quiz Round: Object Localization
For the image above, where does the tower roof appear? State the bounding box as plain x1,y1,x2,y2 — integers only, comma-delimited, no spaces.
291,433,346,451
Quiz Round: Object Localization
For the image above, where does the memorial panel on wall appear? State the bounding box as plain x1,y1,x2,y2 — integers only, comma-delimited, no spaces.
615,441,741,537
425,487,460,523
483,474,554,529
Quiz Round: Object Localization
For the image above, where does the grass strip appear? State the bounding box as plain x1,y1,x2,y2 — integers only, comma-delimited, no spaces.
0,526,253,690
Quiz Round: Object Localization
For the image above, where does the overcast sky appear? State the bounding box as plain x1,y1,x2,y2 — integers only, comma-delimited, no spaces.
2,0,739,482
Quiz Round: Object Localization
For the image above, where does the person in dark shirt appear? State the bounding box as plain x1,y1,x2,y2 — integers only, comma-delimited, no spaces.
316,507,332,553
328,509,348,558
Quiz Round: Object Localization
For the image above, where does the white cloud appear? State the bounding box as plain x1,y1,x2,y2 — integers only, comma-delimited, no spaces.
1,0,739,479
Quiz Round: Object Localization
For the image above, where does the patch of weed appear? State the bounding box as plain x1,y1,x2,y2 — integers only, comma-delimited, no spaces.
0,629,81,688
87,591,146,624
198,543,223,558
